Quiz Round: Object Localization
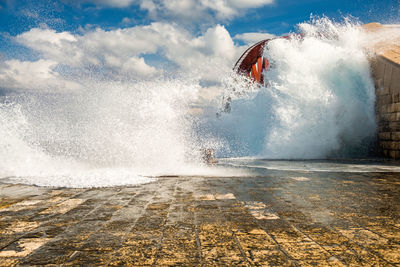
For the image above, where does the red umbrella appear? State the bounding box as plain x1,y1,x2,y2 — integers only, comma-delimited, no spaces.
233,35,298,84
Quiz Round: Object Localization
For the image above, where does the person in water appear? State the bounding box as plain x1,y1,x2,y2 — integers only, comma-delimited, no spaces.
202,148,218,165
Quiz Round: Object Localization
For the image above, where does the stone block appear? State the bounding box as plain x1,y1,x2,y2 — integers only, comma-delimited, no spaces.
374,57,388,92
390,66,400,94
383,149,389,157
377,94,392,105
375,78,385,91
378,104,389,114
392,93,400,103
378,123,390,133
388,122,400,131
376,82,390,95
385,104,393,113
389,150,400,159
373,57,386,80
378,132,391,140
387,103,395,113
391,102,400,113
381,141,400,150
379,141,390,150
391,132,400,140
392,142,400,150
385,113,397,122
381,113,394,122
379,141,387,149
383,63,393,92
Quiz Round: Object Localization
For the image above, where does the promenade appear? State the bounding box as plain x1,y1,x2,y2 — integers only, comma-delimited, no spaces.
1,171,399,266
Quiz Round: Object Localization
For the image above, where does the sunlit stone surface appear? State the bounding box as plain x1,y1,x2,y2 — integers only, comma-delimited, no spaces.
1,170,400,266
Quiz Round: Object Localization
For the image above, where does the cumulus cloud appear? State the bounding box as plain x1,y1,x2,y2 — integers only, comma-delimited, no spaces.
234,32,276,44
0,59,81,91
13,24,244,82
77,0,274,22
80,0,136,8
15,26,161,74
229,0,274,8
16,28,83,67
144,23,240,82
140,0,274,21
104,55,157,77
2,22,273,92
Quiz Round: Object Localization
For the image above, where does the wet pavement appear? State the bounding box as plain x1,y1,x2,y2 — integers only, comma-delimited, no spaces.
1,171,400,266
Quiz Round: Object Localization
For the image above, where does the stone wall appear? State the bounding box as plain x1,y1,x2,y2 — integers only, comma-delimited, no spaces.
371,38,400,158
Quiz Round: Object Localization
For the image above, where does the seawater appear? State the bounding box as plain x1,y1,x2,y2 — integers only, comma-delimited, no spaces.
206,18,377,159
1,18,399,187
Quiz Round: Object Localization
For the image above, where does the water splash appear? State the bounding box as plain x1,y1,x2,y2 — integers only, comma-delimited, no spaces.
1,17,395,187
212,17,378,159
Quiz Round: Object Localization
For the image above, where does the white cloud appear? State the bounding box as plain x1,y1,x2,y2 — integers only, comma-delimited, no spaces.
121,17,132,25
229,0,274,8
104,55,157,77
13,23,244,83
16,28,83,67
3,23,274,92
83,0,136,8
78,0,274,22
143,23,241,82
234,32,276,44
0,59,81,91
15,26,161,72
139,0,225,21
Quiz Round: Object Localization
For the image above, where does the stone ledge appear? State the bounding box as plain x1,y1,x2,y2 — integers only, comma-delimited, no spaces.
368,23,400,158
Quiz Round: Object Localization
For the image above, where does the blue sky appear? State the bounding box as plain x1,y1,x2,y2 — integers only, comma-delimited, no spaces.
0,0,398,92
1,0,398,36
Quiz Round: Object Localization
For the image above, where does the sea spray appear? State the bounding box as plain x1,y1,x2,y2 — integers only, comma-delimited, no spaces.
0,17,393,187
0,79,202,187
212,17,378,159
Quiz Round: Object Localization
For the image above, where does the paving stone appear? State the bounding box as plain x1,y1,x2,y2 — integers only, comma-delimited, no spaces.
0,172,400,266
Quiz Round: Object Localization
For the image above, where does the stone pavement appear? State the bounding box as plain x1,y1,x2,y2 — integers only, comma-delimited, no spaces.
1,171,400,266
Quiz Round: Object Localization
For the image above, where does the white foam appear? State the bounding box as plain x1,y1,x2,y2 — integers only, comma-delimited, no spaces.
0,79,203,187
212,17,383,159
0,78,251,187
219,158,400,173
1,17,399,188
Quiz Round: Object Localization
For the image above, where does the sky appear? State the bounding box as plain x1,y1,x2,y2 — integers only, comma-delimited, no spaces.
0,0,399,92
